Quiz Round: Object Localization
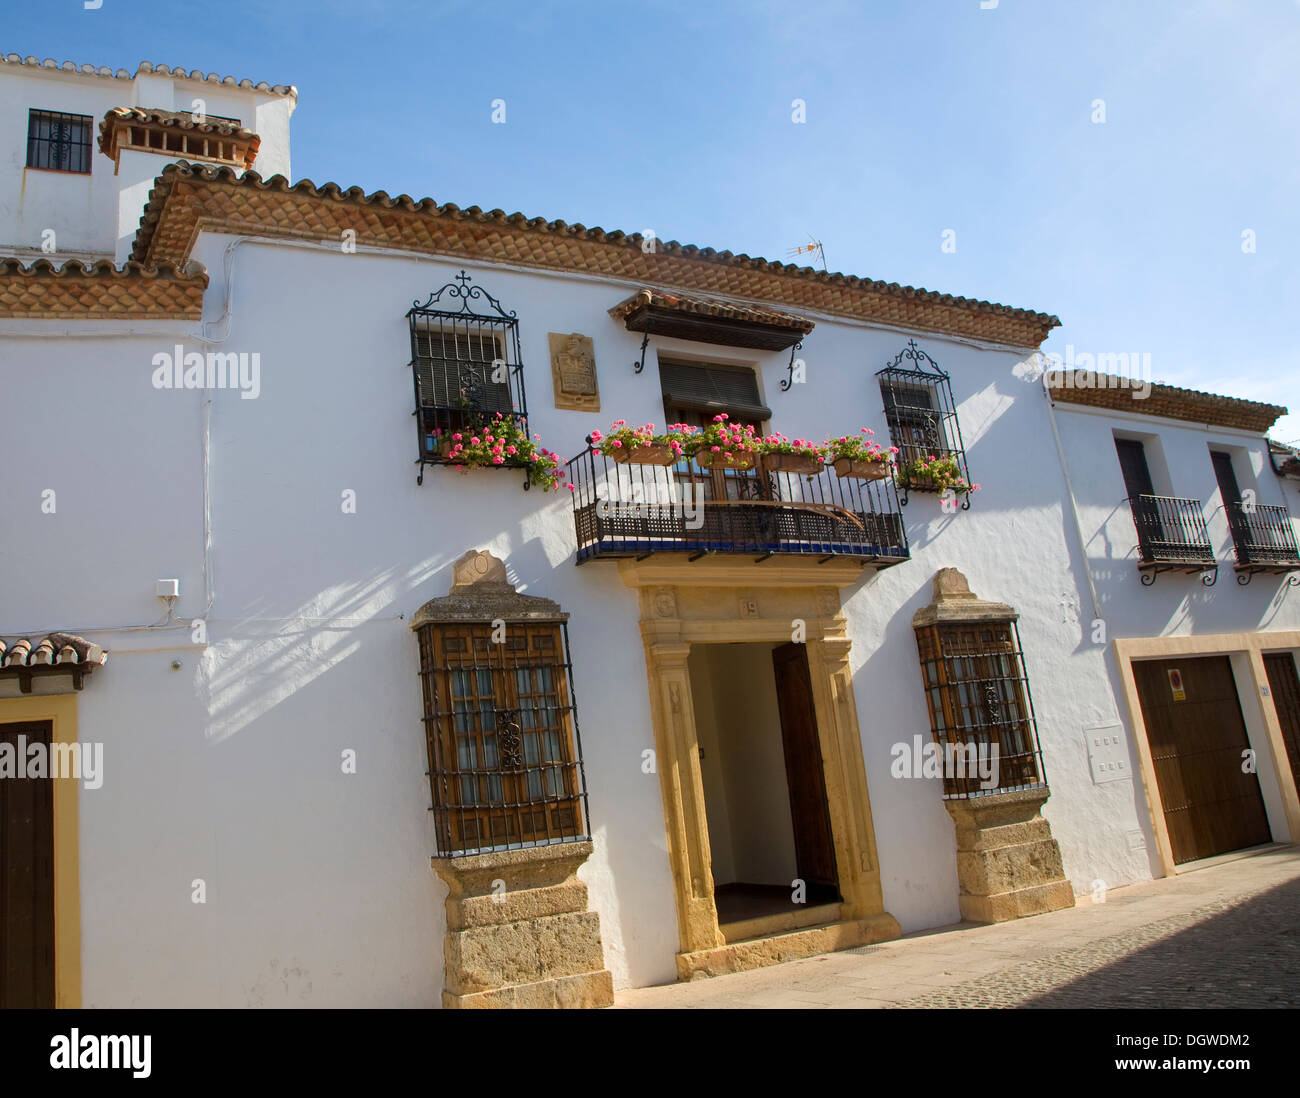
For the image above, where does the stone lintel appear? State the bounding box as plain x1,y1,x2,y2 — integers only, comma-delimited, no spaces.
911,566,1018,629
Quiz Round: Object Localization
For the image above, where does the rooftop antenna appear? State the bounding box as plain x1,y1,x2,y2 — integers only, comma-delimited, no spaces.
786,235,827,271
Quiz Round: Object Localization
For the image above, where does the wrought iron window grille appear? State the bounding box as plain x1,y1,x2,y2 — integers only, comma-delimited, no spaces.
876,340,973,508
407,272,530,487
915,620,1048,800
26,109,93,174
416,620,591,857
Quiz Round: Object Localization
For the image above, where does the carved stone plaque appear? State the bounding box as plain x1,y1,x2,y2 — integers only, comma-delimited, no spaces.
548,332,600,411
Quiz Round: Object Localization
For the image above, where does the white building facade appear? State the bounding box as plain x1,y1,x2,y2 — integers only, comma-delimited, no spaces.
1,56,1298,1008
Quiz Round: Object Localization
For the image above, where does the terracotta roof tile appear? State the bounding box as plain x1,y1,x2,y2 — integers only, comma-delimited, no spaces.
0,52,295,97
129,163,1061,349
0,633,107,669
99,107,260,169
0,258,207,319
1047,371,1286,434
608,288,816,334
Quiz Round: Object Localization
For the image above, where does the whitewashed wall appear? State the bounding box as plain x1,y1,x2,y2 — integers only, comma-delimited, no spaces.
2,228,1242,1002
0,64,290,260
1054,401,1300,846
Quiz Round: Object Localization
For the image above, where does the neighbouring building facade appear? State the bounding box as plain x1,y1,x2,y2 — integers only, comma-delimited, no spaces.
1,53,1298,1008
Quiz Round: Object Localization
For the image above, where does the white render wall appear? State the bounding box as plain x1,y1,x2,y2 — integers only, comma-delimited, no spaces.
5,229,1290,1002
1053,400,1300,847
0,63,291,260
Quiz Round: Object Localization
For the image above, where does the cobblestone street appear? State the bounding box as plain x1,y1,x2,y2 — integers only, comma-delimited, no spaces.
615,845,1300,1009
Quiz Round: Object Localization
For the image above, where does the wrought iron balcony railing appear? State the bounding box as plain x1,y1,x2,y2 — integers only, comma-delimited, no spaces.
1127,494,1217,585
566,446,909,565
1228,502,1300,585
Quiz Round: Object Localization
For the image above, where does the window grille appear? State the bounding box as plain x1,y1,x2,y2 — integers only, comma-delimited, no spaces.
26,109,92,173
407,271,528,485
914,620,1046,799
416,620,589,856
876,340,973,507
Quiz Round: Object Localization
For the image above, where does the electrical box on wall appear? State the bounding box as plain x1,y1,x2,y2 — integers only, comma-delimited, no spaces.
156,579,180,598
1085,724,1130,784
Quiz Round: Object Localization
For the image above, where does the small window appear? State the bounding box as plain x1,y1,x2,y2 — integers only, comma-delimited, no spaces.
417,620,587,855
26,109,93,173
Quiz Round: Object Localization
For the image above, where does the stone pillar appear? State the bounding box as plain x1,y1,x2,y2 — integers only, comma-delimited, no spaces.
913,568,1075,924
643,638,725,956
944,788,1075,923
432,841,613,1008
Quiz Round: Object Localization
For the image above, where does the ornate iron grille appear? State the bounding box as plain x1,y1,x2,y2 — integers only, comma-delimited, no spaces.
915,620,1047,799
407,272,529,485
416,620,590,856
876,340,973,508
26,109,93,173
566,441,909,565
1127,494,1218,586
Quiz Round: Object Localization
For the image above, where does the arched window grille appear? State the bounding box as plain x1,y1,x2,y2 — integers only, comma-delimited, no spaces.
876,340,973,508
407,271,528,485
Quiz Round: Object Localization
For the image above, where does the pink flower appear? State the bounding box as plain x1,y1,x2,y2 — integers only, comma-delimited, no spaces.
492,456,505,465
612,440,623,448
470,437,480,446
452,433,462,441
567,484,576,492
507,445,517,455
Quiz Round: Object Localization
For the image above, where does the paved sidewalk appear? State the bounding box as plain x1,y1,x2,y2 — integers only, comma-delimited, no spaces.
614,845,1300,1009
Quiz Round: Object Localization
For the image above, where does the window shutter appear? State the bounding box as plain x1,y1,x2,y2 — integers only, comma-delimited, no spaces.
659,360,771,421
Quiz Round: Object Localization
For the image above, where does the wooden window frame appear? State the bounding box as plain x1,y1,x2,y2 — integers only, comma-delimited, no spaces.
418,620,587,855
915,621,1045,798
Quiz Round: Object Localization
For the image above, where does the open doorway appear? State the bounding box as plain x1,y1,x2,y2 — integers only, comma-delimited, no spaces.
688,642,841,930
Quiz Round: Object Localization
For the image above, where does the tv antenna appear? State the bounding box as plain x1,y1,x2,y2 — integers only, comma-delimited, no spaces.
786,235,827,271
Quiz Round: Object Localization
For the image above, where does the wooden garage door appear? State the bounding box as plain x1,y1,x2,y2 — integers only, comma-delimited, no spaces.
0,721,56,1008
1264,652,1300,795
1133,656,1271,865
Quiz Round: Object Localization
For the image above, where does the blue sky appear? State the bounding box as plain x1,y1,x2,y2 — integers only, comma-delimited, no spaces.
11,0,1299,439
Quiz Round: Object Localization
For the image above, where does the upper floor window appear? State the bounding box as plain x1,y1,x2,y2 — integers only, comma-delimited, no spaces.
26,109,92,173
407,271,529,485
876,341,973,506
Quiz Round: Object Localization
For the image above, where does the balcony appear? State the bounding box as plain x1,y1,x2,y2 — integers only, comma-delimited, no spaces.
566,446,909,566
1127,494,1217,585
1228,502,1300,586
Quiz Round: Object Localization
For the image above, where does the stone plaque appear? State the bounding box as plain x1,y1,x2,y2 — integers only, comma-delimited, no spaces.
548,332,600,412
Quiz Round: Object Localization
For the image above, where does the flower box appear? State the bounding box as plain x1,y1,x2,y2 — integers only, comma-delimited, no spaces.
833,457,891,481
607,444,678,466
696,451,757,471
762,452,822,476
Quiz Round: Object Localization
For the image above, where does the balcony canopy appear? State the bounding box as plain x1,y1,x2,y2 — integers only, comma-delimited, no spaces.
609,288,814,352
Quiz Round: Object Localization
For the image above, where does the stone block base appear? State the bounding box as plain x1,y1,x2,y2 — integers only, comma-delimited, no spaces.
432,840,614,1009
945,787,1075,924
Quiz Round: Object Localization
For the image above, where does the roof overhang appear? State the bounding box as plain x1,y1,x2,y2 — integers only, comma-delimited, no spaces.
609,288,814,351
0,633,107,693
1047,371,1286,435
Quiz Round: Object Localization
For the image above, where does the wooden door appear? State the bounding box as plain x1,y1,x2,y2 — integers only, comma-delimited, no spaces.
1133,657,1271,864
1211,451,1249,548
771,644,839,893
1263,652,1300,796
0,721,56,1008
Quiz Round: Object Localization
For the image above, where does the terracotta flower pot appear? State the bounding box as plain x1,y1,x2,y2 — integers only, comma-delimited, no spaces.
607,444,677,466
762,452,822,476
696,450,757,471
833,457,891,481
